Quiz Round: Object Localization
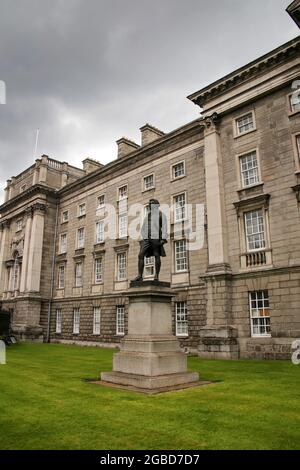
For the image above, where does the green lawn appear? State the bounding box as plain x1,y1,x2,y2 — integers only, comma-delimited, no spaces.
0,342,299,450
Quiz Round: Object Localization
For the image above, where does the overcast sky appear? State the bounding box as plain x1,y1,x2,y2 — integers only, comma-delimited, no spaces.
0,0,298,197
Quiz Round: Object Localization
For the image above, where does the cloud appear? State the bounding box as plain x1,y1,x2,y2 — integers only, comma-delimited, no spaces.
0,0,297,198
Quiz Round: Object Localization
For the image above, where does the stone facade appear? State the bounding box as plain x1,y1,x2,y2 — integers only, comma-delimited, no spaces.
0,34,300,359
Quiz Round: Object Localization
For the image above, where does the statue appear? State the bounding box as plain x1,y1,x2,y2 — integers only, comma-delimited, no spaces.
133,199,168,282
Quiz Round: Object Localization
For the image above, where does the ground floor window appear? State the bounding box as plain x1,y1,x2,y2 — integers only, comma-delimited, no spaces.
73,308,80,334
175,301,188,337
55,309,62,334
93,307,101,335
249,290,271,337
116,305,125,335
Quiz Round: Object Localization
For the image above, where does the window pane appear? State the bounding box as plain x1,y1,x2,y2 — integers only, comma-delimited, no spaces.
117,253,127,280
249,291,271,337
236,113,254,134
96,221,104,243
174,193,186,222
245,210,265,251
173,162,185,179
95,258,102,283
175,240,187,272
93,307,101,335
116,306,125,335
176,302,188,336
240,151,259,187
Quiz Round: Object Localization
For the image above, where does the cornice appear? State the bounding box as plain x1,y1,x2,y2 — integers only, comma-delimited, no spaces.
188,36,300,108
58,118,204,198
0,184,57,214
233,193,271,211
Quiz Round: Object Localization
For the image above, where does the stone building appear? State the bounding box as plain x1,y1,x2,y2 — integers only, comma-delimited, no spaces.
0,33,300,359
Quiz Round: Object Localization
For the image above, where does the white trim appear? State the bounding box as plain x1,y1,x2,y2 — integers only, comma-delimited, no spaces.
170,160,186,181
233,110,257,138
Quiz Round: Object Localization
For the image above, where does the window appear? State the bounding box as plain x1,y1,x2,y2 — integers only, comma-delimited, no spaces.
78,203,86,217
12,258,20,291
290,92,300,113
144,257,155,277
95,257,103,284
143,174,154,190
118,213,127,239
296,135,300,162
58,265,65,289
73,308,80,334
172,161,185,179
116,306,125,335
56,309,62,334
175,240,187,272
245,210,266,251
77,228,85,249
93,307,101,335
240,151,260,187
117,252,127,281
175,302,188,336
96,221,104,244
236,112,254,135
61,210,69,223
16,219,23,232
60,233,67,254
249,291,271,337
118,185,128,201
174,193,186,222
75,262,83,287
97,195,105,209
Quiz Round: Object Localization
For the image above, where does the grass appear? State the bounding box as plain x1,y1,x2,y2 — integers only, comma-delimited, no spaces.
0,342,299,450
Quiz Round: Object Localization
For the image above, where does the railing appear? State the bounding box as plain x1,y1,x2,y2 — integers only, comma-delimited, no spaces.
47,158,62,171
246,251,267,268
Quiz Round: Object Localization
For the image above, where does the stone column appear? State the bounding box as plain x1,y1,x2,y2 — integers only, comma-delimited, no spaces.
19,208,33,293
26,203,46,292
203,114,229,271
38,156,48,183
0,220,10,296
101,281,200,392
198,114,238,359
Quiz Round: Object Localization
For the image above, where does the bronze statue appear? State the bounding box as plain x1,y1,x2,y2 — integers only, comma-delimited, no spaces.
133,199,168,281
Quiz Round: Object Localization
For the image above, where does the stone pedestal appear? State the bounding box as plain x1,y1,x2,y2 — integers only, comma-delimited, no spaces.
101,281,199,392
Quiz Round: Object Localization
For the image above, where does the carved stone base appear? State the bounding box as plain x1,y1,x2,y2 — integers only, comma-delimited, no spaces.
100,282,200,392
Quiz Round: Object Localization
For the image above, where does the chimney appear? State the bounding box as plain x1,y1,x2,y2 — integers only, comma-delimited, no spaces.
82,158,103,174
140,123,165,146
116,137,140,159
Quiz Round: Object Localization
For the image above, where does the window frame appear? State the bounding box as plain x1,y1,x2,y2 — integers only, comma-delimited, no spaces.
61,210,69,223
55,309,62,334
75,261,83,287
118,213,128,239
73,308,80,335
76,227,85,249
118,184,128,201
244,209,266,253
288,91,300,115
237,149,262,189
249,291,271,338
97,194,105,210
77,202,86,218
143,173,155,191
93,306,101,335
174,239,188,273
116,305,125,336
233,110,256,138
58,264,65,289
292,132,300,173
16,219,23,232
117,252,127,281
94,257,103,284
175,301,188,337
59,233,68,254
171,161,185,180
173,192,187,223
95,220,105,244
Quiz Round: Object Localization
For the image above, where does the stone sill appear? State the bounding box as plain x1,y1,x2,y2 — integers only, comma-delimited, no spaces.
233,127,257,139
171,175,186,183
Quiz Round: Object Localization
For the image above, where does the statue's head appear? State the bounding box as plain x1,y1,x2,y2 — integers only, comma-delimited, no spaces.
149,198,160,208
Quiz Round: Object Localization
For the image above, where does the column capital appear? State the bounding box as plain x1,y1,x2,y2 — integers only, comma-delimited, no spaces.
26,203,47,216
0,219,11,230
202,113,221,132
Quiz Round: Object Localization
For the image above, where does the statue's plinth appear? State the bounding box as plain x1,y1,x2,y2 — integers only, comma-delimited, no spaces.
101,281,200,393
